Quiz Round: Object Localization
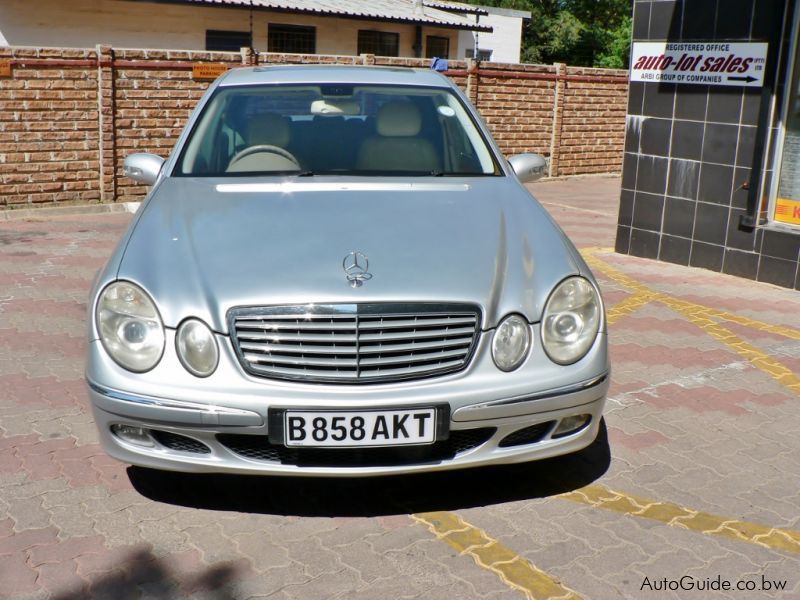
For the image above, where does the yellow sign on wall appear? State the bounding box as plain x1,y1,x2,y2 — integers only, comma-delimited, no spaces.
192,63,230,81
774,198,800,225
0,60,12,77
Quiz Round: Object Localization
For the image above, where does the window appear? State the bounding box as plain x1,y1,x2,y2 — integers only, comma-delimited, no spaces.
770,8,800,229
268,24,316,54
465,48,493,61
426,36,450,59
205,30,252,52
357,30,400,57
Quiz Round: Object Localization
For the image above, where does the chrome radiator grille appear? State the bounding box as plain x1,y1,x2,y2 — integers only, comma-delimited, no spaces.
229,303,481,383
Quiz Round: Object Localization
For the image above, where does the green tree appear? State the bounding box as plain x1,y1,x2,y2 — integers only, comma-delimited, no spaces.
462,0,632,68
595,14,632,69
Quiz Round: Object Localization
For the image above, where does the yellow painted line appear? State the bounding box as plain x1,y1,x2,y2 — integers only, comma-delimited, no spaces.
659,295,800,341
539,201,614,218
566,250,800,555
413,511,581,600
560,485,800,555
584,250,800,340
605,291,658,325
661,296,800,395
581,248,658,325
579,247,614,257
582,253,653,294
583,253,800,395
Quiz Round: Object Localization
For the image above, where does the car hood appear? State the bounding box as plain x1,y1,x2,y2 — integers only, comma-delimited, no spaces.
118,176,581,332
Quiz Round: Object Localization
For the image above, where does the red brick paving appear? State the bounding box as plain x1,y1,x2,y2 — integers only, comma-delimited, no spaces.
0,552,40,597
1,181,799,598
607,428,669,450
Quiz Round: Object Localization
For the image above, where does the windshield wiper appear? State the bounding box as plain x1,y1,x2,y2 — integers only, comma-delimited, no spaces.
429,171,495,177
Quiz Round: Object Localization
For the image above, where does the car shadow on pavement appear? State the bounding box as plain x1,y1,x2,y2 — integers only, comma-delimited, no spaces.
128,420,610,517
51,547,241,599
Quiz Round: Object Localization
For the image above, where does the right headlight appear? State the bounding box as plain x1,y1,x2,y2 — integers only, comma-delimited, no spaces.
541,276,601,365
96,281,164,372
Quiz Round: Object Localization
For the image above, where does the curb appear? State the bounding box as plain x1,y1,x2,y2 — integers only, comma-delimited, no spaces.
0,202,140,222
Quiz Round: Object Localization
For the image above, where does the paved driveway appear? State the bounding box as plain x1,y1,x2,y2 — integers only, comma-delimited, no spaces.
1,177,798,599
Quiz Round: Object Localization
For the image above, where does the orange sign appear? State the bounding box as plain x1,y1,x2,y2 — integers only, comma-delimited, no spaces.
774,198,800,225
192,63,230,81
0,60,12,78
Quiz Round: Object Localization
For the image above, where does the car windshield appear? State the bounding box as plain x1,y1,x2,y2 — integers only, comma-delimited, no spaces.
175,84,500,177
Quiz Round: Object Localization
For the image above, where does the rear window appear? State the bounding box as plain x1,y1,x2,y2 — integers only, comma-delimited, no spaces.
175,84,500,177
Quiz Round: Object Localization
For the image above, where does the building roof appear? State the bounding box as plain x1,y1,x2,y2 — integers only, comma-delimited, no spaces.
423,1,531,19
423,1,489,16
153,0,494,31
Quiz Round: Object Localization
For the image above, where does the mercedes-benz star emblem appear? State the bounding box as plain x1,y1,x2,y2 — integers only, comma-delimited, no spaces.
342,251,372,288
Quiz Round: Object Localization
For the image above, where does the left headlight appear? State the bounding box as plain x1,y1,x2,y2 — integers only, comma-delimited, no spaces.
175,318,219,377
491,314,531,372
96,281,165,372
541,276,601,365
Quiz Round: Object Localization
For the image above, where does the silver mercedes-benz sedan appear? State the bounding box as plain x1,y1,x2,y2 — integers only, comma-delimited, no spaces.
86,65,609,476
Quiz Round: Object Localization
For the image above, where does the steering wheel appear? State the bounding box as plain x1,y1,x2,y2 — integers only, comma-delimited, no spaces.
226,145,301,171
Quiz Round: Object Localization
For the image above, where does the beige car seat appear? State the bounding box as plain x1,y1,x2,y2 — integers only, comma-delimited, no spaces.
226,113,300,172
356,102,441,172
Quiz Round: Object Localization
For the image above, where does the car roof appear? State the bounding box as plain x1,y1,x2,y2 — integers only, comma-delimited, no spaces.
218,65,455,88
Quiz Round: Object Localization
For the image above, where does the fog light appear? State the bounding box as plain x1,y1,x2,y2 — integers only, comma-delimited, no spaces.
552,414,591,438
111,424,155,447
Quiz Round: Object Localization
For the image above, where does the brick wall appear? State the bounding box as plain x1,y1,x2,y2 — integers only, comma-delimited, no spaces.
0,46,629,209
0,47,100,206
559,66,628,177
112,48,243,202
473,63,558,159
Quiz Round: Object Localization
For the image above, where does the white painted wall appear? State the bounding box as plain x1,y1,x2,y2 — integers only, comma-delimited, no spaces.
455,11,525,63
457,29,474,58
0,0,457,57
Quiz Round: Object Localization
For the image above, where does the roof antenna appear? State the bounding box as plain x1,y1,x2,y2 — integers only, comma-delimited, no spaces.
474,14,480,63
249,0,255,55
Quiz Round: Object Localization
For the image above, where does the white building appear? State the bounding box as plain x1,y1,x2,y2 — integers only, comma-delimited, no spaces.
429,2,531,64
0,0,528,63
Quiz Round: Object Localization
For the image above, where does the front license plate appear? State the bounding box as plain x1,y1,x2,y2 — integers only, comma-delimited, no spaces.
284,408,437,448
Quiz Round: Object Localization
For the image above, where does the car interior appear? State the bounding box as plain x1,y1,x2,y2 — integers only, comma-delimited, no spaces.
177,85,496,176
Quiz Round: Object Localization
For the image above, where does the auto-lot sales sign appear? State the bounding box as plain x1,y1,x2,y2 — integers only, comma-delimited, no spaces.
630,42,768,87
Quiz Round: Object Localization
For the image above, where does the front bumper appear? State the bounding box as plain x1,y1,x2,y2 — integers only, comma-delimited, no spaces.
86,326,609,476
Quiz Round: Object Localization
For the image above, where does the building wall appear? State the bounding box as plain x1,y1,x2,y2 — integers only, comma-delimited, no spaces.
0,0,458,58
455,11,525,63
618,0,800,290
457,30,474,59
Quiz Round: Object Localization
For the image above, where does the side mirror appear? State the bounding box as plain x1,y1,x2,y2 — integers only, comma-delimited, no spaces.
508,153,548,183
123,153,165,185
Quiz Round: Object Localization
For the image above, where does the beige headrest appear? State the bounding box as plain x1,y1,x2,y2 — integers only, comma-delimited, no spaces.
247,113,291,147
376,102,422,137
